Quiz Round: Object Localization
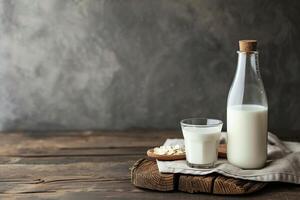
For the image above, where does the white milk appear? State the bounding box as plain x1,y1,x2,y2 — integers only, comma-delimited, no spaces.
227,104,268,169
183,127,221,166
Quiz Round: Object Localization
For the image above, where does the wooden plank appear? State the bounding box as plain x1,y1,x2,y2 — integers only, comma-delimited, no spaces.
0,161,132,194
0,181,299,200
0,161,132,180
0,154,142,165
0,147,149,157
0,131,181,156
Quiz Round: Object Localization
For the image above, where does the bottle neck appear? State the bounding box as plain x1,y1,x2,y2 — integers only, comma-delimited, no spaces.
227,50,267,107
237,51,260,76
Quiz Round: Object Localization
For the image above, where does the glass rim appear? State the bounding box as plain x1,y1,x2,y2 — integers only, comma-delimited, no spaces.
180,118,223,128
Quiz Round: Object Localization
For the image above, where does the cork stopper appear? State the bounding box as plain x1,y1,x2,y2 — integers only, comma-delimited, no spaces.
239,40,257,52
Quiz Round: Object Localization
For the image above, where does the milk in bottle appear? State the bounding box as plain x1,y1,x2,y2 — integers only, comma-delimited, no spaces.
227,40,268,169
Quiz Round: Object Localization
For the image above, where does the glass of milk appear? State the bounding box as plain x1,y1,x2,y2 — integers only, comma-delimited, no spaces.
180,118,223,168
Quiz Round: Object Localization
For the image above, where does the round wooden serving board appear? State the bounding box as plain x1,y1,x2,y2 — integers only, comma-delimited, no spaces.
131,158,267,195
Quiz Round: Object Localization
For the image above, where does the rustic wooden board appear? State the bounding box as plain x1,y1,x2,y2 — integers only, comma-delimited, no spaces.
131,158,267,195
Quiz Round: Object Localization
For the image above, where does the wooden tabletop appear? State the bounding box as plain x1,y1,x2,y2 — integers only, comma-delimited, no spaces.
0,130,298,199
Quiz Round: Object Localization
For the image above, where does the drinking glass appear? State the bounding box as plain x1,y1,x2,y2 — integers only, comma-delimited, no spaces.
180,118,223,168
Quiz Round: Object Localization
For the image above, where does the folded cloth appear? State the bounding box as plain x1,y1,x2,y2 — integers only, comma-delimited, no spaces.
157,132,300,184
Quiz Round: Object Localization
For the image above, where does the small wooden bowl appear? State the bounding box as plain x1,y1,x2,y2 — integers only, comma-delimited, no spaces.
147,144,227,161
147,149,185,161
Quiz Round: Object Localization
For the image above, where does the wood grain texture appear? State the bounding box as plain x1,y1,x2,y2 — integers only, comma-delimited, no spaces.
131,158,267,195
213,176,267,195
131,158,175,191
0,130,297,200
178,175,215,193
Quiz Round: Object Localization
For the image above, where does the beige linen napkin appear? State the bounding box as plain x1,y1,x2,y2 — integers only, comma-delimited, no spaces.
157,132,300,184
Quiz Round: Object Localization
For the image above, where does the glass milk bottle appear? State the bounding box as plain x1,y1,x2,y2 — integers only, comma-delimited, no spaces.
227,40,268,169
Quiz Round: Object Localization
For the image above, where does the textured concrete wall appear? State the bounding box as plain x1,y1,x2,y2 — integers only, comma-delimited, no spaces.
0,0,299,133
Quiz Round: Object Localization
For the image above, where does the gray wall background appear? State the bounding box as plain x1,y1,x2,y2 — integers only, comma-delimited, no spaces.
0,0,299,134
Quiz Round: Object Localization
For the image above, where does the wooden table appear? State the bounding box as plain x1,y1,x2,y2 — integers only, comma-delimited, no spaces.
0,130,298,199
